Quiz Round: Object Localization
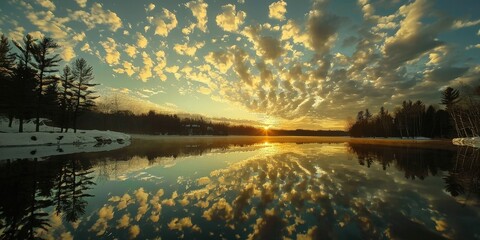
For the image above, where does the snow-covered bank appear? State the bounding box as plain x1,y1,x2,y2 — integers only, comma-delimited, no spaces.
452,137,480,148
0,118,131,160
0,130,130,147
0,141,130,160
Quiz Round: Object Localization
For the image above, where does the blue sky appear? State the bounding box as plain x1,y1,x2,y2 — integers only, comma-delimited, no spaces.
1,0,479,129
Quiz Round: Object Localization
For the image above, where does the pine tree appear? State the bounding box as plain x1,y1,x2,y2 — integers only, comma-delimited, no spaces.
441,87,462,137
13,34,37,132
32,37,62,132
58,66,75,132
71,58,98,133
0,35,16,127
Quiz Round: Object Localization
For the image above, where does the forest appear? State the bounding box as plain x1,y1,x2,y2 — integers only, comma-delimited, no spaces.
0,34,97,133
347,86,480,139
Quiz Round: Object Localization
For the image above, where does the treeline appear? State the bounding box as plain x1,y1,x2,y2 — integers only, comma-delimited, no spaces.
0,34,98,133
348,102,450,138
74,110,347,136
348,86,480,138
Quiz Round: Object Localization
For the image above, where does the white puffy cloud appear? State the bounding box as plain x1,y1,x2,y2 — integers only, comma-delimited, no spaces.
147,3,155,11
114,61,138,76
154,50,168,81
80,43,92,53
136,32,148,48
36,0,55,11
75,0,87,8
71,3,122,32
205,51,234,73
72,32,86,42
216,4,246,32
90,205,114,236
124,44,138,58
269,0,287,21
61,45,76,62
139,51,153,82
186,0,208,32
154,8,178,36
8,26,25,42
173,42,205,56
100,37,121,65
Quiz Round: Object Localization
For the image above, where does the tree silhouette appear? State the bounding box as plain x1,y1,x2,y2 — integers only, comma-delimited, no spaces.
58,159,95,222
0,35,16,127
58,66,75,132
13,34,37,132
71,58,98,133
32,37,61,132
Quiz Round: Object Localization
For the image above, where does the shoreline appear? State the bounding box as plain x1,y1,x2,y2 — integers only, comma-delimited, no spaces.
130,134,456,150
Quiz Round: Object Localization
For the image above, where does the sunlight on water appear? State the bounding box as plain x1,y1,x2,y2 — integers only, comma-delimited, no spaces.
1,139,479,239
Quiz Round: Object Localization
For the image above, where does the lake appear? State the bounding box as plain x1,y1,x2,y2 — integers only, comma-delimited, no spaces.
0,136,479,239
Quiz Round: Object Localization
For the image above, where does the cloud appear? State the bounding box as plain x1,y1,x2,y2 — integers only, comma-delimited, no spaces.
71,3,122,31
80,43,92,53
147,3,155,11
242,26,285,61
305,3,340,54
26,10,68,39
381,0,445,70
108,193,133,210
8,26,25,42
129,225,140,238
72,32,86,42
100,37,121,65
36,0,55,11
186,0,208,32
205,50,234,73
269,1,287,21
90,205,114,236
182,23,196,35
173,42,205,56
113,61,138,76
116,214,130,229
154,8,178,36
134,188,149,221
75,0,87,8
154,50,168,81
139,51,153,82
61,46,76,62
136,32,148,48
216,4,246,32
452,19,480,29
167,217,200,232
202,198,234,221
124,44,138,58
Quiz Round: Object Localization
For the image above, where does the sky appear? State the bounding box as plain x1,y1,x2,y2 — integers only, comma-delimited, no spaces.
1,0,480,130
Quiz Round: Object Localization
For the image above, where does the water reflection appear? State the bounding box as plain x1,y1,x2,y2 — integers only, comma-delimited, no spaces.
0,139,479,239
0,157,95,239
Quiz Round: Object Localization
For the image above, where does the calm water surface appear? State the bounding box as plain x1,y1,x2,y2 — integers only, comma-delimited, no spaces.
0,137,479,239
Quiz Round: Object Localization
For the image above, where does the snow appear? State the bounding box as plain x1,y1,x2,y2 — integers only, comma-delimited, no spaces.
0,117,131,160
452,137,480,148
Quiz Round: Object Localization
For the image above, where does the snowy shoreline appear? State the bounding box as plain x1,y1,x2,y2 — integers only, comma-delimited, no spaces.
452,137,480,148
0,130,130,147
0,118,131,160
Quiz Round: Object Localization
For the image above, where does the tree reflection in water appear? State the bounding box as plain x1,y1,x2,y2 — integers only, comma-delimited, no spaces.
0,140,479,239
347,143,480,201
0,157,95,239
